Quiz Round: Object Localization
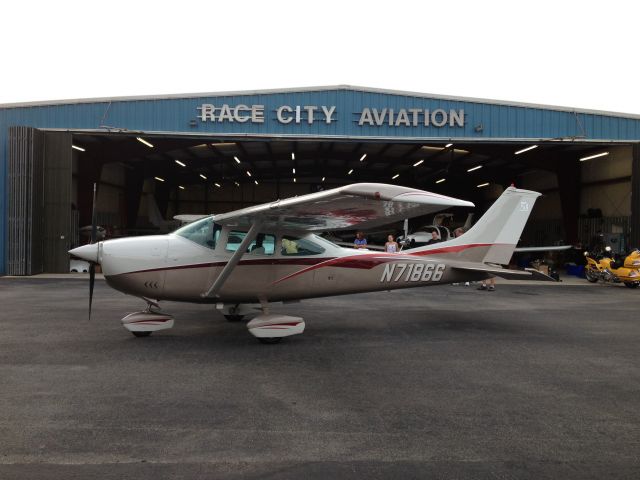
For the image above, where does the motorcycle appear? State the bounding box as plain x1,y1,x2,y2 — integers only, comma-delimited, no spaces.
584,246,640,288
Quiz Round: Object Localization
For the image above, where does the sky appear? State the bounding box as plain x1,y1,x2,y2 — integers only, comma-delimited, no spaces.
2,0,639,114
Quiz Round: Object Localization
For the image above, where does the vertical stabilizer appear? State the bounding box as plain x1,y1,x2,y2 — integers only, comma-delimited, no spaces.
412,187,541,264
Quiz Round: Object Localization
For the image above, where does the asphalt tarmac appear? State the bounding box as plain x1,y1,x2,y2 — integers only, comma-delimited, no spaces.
1,277,639,479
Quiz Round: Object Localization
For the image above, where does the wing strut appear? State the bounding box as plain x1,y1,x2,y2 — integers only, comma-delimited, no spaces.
202,220,263,298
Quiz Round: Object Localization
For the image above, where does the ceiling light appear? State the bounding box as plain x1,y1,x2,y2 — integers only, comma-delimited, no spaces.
477,182,490,188
72,145,85,152
175,160,186,167
136,137,154,148
348,169,353,175
435,178,446,184
515,145,538,155
293,178,297,183
234,181,240,187
178,185,185,190
199,174,207,180
445,143,453,148
246,171,252,177
291,152,295,160
292,168,296,174
467,165,483,172
413,159,424,167
154,176,165,182
359,153,367,161
392,174,400,180
214,183,221,188
254,180,259,185
580,151,610,162
234,156,241,164
322,177,326,182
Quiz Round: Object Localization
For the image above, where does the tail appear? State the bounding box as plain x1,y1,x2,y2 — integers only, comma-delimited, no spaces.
412,187,541,264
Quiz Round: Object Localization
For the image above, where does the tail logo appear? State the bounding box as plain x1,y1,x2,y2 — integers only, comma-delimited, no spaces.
519,200,530,212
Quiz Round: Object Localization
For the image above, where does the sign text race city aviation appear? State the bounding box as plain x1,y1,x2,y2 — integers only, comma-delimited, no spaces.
197,104,465,128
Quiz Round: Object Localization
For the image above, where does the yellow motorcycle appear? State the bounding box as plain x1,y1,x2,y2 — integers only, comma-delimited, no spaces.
584,247,640,288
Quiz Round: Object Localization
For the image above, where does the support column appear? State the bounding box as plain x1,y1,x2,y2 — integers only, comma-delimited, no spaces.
630,144,640,248
556,158,581,244
77,157,104,228
124,166,144,230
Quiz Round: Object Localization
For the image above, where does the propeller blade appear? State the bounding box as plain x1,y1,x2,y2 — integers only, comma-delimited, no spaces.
89,182,97,319
90,183,97,244
89,262,95,320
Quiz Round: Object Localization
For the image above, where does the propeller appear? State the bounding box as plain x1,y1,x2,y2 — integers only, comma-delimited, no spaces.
89,183,97,319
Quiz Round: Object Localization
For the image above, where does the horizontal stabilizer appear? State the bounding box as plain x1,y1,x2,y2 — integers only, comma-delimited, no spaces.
451,264,557,281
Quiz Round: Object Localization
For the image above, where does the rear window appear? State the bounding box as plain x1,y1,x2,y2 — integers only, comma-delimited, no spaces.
281,235,326,256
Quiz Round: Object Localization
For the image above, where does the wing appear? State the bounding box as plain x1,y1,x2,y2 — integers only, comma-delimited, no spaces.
212,183,474,232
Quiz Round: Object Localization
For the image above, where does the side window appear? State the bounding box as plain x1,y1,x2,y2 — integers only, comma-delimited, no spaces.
281,235,326,256
174,217,221,250
225,231,275,255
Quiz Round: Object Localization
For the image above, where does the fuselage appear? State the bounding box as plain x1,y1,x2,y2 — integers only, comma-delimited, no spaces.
80,217,487,304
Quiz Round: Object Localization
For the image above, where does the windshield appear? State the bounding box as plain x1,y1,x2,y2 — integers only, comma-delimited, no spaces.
174,217,221,250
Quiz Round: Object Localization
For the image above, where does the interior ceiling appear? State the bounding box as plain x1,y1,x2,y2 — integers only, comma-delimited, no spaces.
72,133,621,195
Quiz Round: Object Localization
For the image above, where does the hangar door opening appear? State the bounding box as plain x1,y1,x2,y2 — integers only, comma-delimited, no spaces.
7,127,72,274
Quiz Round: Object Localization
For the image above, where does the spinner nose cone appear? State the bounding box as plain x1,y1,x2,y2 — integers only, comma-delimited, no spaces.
69,243,99,263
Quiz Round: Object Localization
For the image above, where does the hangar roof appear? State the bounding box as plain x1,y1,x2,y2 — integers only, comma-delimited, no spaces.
2,85,640,120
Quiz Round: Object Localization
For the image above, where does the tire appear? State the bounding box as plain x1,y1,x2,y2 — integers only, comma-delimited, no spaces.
132,331,152,337
258,337,282,345
585,268,599,283
224,314,245,322
624,282,639,289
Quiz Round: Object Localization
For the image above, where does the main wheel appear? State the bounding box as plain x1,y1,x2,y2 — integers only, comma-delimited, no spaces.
258,337,282,345
132,331,152,337
585,268,599,283
224,314,245,322
624,281,639,289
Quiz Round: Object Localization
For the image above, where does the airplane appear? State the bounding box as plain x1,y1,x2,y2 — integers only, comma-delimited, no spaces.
69,183,553,344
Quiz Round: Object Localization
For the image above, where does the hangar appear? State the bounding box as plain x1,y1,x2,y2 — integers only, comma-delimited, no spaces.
1,85,640,275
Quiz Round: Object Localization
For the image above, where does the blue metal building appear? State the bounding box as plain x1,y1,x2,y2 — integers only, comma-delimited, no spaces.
2,85,640,275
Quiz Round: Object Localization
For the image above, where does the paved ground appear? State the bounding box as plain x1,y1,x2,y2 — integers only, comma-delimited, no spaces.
0,276,639,479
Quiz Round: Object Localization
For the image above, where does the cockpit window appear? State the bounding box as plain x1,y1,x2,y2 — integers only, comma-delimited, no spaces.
174,217,221,250
281,235,326,256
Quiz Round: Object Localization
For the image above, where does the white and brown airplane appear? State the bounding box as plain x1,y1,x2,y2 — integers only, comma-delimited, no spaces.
69,183,551,343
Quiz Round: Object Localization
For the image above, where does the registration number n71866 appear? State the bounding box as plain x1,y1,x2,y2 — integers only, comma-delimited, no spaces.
380,263,446,283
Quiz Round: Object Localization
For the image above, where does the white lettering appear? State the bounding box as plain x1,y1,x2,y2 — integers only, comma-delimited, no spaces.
432,264,445,281
359,108,374,126
381,264,395,282
304,105,317,124
394,264,407,282
197,104,215,121
321,105,336,124
408,108,421,126
372,108,386,126
233,105,250,123
450,109,464,127
251,105,265,123
421,263,435,281
395,109,410,127
379,263,446,283
410,263,424,281
218,104,234,122
277,105,293,124
431,109,448,127
295,105,301,123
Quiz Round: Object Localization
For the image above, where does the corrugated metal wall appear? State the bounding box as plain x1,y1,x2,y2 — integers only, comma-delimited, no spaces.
43,131,72,272
7,128,72,275
7,127,45,275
